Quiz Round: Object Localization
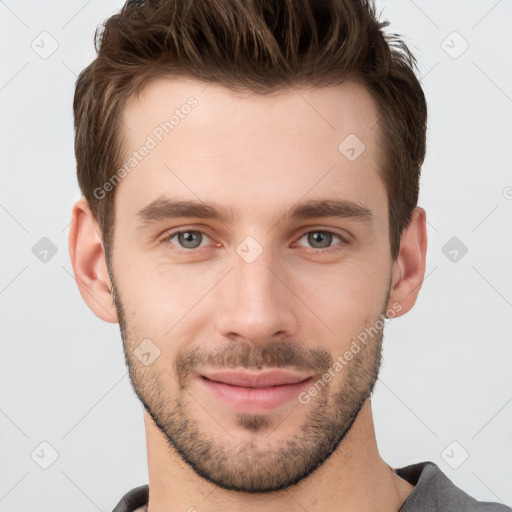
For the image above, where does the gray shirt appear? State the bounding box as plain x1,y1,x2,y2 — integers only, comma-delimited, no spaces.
112,461,511,512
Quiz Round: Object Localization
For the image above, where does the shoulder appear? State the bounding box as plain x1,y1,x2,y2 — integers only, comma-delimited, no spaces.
395,461,510,512
111,484,149,512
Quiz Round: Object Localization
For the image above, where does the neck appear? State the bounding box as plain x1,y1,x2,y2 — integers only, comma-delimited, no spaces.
143,400,414,512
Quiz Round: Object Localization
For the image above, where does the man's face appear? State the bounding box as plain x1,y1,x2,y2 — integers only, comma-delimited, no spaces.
109,78,395,492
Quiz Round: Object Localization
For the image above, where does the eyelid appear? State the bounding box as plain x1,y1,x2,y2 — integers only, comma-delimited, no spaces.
294,228,349,250
160,225,351,253
161,226,216,251
295,225,350,239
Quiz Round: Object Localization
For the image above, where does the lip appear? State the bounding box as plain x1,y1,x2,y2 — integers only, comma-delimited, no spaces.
200,369,311,387
196,370,312,414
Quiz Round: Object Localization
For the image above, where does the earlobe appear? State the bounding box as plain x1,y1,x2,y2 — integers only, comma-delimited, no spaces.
68,197,118,324
386,207,428,318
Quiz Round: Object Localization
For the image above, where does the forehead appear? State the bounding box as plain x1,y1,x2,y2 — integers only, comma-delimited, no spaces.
115,77,386,228
122,77,381,153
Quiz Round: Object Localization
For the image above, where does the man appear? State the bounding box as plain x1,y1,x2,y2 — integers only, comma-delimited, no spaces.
68,0,510,511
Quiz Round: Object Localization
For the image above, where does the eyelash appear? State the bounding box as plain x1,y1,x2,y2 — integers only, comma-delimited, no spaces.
160,227,349,255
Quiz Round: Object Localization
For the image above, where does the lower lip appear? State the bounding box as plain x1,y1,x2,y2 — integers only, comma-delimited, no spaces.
197,375,312,413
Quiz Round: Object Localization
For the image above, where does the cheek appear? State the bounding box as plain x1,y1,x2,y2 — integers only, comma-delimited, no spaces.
113,233,389,345
291,260,387,337
114,255,220,338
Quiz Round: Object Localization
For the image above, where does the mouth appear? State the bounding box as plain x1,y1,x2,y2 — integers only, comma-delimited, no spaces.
195,369,313,413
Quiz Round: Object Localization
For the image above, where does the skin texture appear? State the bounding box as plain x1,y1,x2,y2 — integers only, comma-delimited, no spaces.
69,77,427,512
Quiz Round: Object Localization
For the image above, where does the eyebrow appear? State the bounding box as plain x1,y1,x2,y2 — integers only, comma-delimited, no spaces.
135,196,374,227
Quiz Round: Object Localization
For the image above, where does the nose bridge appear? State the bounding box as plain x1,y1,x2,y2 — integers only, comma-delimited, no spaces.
216,240,297,343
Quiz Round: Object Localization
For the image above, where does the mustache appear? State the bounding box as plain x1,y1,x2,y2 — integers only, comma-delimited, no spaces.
175,342,333,382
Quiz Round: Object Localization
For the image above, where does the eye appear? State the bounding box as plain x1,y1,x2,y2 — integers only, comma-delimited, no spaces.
161,227,348,255
296,230,347,251
166,229,212,251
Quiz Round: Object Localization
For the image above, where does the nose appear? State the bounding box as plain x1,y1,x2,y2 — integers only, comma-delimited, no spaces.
215,246,299,346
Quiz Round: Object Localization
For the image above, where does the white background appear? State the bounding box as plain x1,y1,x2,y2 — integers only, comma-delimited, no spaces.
0,0,511,511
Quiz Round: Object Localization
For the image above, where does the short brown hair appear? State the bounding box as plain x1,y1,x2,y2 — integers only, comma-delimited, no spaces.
73,0,427,263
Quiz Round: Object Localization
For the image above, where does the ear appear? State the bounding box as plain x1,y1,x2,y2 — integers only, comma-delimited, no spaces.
68,197,118,323
386,207,428,318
